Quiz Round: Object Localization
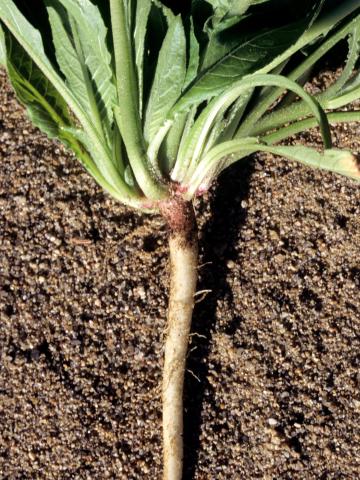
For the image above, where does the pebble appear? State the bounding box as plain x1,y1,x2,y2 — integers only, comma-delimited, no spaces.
227,260,236,269
268,418,278,427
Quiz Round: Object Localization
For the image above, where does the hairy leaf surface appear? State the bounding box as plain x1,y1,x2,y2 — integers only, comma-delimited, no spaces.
0,0,92,128
2,31,72,140
268,146,360,181
0,0,59,76
46,2,100,130
144,15,186,144
0,23,6,65
205,0,267,22
134,0,152,116
184,19,200,88
57,0,116,133
174,22,313,113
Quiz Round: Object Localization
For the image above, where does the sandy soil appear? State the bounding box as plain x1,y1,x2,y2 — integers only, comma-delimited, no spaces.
0,68,360,479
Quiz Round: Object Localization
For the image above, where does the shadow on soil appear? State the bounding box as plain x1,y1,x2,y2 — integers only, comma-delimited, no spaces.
183,159,255,479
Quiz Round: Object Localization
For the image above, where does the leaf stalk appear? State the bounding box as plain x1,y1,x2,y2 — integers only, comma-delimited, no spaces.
110,0,167,200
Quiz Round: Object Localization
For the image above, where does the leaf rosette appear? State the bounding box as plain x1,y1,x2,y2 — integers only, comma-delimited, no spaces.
0,0,359,211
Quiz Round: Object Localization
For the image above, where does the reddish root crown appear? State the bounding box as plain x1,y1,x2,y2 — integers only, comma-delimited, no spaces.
159,192,197,243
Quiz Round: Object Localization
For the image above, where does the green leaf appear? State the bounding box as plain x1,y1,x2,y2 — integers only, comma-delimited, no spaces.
134,0,152,116
247,14,360,137
250,0,271,4
3,32,72,140
0,0,143,205
0,1,58,76
152,0,175,23
1,6,96,173
201,2,253,70
179,0,327,112
62,127,100,161
170,106,197,182
62,125,137,192
214,141,360,184
57,0,117,132
1,30,111,188
266,146,360,182
320,23,360,100
174,21,313,113
188,140,359,197
0,24,6,66
161,112,188,174
201,28,241,71
110,0,167,200
341,70,360,95
262,111,360,145
174,72,332,186
185,136,257,196
205,0,255,22
111,122,126,177
203,0,273,42
184,18,200,88
144,15,187,144
216,91,253,142
0,0,93,133
46,1,102,132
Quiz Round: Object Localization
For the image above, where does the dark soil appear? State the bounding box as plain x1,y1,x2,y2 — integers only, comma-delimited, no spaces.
1,68,360,480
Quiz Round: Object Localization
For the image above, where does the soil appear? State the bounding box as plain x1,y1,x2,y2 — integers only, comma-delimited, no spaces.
0,66,360,480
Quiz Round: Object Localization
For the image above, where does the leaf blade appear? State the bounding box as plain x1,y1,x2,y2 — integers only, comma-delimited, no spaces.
57,0,117,132
184,18,200,88
144,15,187,144
134,0,152,116
0,23,6,66
193,141,360,196
3,32,71,140
0,0,141,204
176,0,327,113
268,146,360,181
0,0,93,131
45,1,96,124
174,22,310,113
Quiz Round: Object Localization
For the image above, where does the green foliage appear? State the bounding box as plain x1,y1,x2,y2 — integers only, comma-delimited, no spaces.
144,15,186,143
4,33,72,141
0,0,359,211
47,0,117,137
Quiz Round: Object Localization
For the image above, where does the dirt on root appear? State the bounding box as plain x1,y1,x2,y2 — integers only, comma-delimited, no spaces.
1,68,360,480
